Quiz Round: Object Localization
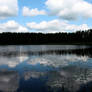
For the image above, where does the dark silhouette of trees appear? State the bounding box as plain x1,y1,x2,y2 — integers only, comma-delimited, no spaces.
0,29,92,45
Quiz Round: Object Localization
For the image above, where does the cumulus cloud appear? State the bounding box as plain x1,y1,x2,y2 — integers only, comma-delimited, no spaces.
23,6,46,17
0,21,29,33
27,19,89,33
0,0,18,19
45,0,92,20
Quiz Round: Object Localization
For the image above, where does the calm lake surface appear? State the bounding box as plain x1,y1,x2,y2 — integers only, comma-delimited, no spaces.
0,45,92,92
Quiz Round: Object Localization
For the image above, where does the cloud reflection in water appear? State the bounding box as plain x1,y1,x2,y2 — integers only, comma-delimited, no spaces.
0,46,91,92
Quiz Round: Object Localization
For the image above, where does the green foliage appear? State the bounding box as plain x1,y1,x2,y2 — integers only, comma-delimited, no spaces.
0,29,92,45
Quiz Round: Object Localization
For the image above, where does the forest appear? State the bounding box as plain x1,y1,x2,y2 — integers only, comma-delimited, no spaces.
0,29,92,45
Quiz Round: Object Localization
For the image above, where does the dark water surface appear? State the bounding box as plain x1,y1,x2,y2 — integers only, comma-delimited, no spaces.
0,45,92,92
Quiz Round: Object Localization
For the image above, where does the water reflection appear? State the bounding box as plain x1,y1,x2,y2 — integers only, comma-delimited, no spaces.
24,71,45,80
0,45,91,92
0,45,91,57
0,46,91,68
0,53,90,68
0,70,19,92
46,66,92,92
22,66,92,92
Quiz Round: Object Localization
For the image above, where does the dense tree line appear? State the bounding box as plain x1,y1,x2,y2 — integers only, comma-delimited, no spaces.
0,29,92,45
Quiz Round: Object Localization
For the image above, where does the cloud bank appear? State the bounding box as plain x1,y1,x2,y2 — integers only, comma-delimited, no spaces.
0,21,29,33
0,0,18,19
45,0,92,20
27,19,89,33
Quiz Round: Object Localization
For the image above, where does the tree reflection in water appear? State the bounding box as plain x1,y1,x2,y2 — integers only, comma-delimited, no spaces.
0,45,91,92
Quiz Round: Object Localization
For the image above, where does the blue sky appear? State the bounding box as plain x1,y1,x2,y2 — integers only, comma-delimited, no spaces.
0,0,92,33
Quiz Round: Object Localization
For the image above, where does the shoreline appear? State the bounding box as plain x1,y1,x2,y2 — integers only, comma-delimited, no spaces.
0,43,92,45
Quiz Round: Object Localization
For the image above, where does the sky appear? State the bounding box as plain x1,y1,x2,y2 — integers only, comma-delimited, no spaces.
0,0,92,33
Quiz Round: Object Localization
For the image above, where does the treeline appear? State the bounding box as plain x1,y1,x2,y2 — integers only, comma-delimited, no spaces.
0,29,92,45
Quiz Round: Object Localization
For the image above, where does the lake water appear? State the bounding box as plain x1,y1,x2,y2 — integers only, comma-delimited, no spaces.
0,45,92,92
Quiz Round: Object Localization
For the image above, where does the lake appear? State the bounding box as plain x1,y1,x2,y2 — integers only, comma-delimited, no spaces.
0,45,92,92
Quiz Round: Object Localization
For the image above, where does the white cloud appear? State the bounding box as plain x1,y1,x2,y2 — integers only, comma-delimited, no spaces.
23,6,46,17
0,21,29,33
27,19,89,33
0,0,18,19
45,0,92,20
